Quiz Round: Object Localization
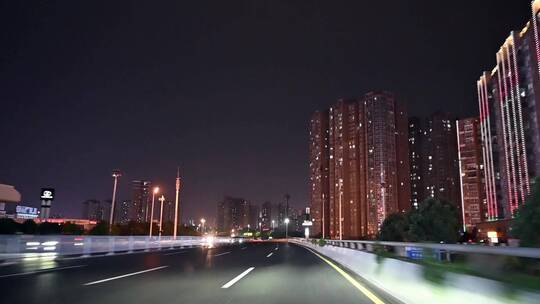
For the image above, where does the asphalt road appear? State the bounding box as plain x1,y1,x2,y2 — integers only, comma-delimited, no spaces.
0,241,398,304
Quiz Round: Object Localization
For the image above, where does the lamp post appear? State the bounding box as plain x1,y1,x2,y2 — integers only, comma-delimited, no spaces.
284,218,290,240
322,193,325,239
271,220,275,230
109,170,122,234
174,167,181,239
200,218,206,234
149,187,159,237
159,195,165,237
338,178,343,240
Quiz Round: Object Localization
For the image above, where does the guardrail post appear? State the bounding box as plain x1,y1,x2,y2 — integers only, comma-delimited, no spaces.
6,236,19,254
128,236,134,253
83,237,92,257
107,236,114,255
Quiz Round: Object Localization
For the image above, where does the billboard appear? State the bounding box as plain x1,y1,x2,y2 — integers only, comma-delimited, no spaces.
40,188,55,200
16,205,39,218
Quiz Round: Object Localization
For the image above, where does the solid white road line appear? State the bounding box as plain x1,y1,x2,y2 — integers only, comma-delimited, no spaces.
240,247,247,250
83,266,168,286
274,246,278,251
221,267,255,289
266,252,273,258
163,251,187,256
213,251,231,257
0,265,87,278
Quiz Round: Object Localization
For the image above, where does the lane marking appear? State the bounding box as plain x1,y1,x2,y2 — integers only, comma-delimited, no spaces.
83,266,168,286
221,267,255,289
305,247,385,304
266,252,273,258
274,246,278,251
213,251,231,257
240,247,247,250
163,251,187,256
0,264,87,278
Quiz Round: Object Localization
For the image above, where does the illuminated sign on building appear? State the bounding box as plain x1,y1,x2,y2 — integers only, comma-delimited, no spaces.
16,205,39,219
40,188,55,200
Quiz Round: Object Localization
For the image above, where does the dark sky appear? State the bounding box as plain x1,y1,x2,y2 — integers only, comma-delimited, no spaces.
0,0,532,223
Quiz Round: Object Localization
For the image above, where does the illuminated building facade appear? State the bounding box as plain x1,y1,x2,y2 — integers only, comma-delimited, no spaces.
408,117,424,208
309,110,330,237
477,0,540,219
216,197,256,233
309,91,410,239
408,113,461,208
457,118,486,230
131,180,151,223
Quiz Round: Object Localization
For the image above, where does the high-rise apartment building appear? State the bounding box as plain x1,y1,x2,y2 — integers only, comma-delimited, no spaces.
131,180,151,223
408,117,424,209
216,197,257,233
309,110,330,237
477,0,540,219
457,118,487,230
408,113,461,208
309,91,410,239
82,199,110,222
116,200,131,224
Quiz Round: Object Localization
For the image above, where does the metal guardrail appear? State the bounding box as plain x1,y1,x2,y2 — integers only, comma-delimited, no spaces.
309,239,540,259
0,235,230,260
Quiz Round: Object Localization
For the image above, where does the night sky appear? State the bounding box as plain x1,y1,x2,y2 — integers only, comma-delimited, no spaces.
0,1,532,223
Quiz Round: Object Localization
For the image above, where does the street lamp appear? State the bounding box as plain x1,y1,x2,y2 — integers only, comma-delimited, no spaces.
159,195,165,237
271,220,275,230
149,187,159,237
200,218,206,234
338,178,343,240
284,218,290,240
109,170,121,234
174,167,181,239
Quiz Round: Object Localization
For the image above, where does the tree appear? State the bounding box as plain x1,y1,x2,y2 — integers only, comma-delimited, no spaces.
61,222,84,235
379,213,409,242
408,198,460,243
0,218,19,234
21,219,37,234
89,222,109,235
512,178,540,247
38,222,62,234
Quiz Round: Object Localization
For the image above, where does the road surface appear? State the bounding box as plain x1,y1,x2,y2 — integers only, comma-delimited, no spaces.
0,241,398,304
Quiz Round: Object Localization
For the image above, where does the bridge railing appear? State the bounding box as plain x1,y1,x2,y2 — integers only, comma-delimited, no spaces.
313,238,540,259
294,238,540,303
0,235,230,261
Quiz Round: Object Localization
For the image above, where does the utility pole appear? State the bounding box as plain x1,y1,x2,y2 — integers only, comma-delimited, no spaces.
174,167,180,239
109,170,121,234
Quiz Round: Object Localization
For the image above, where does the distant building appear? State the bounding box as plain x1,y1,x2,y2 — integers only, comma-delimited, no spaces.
408,112,461,209
82,199,111,222
408,117,424,209
116,200,131,224
477,0,540,219
309,110,330,237
216,197,253,233
163,199,175,223
457,118,487,230
131,180,151,223
309,91,410,239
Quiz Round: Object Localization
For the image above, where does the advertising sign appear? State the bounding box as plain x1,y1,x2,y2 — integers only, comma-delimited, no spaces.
40,188,55,200
16,205,39,218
